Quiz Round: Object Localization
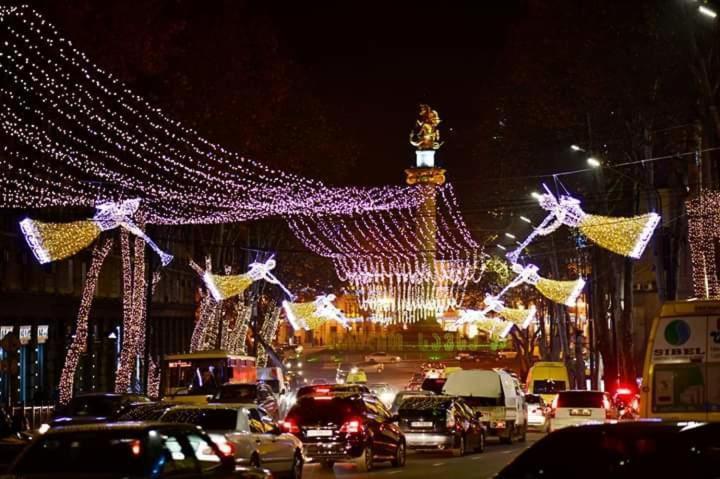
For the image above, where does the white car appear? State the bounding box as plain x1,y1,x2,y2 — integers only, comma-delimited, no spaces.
525,393,549,432
549,390,617,432
161,403,304,478
365,352,401,363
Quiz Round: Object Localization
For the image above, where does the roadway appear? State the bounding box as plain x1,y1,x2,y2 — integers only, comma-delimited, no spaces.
302,434,541,479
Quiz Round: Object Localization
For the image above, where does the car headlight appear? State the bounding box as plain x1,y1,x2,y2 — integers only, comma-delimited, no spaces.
380,392,395,404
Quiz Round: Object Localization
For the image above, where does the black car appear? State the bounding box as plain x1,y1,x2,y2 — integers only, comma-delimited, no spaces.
51,393,151,426
420,377,446,394
283,393,405,472
116,402,179,422
5,422,270,478
397,395,485,455
496,421,720,479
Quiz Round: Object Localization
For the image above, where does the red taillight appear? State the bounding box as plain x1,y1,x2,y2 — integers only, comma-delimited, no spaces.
315,387,331,394
340,418,363,434
217,440,235,457
280,419,300,434
616,388,632,395
130,439,142,457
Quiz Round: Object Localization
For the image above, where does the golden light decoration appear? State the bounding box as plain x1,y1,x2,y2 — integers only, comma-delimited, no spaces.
20,199,173,265
474,316,513,341
687,192,720,298
282,295,348,331
498,305,536,329
578,213,660,258
535,277,586,306
507,187,659,263
194,258,292,301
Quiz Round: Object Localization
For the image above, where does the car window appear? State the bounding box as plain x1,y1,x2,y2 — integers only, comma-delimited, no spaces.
248,408,273,433
533,379,567,395
186,433,223,472
556,391,604,408
160,433,198,475
162,408,239,431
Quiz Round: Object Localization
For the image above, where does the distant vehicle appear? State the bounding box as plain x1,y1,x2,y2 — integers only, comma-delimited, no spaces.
390,390,435,415
310,378,329,385
51,393,151,426
283,393,405,472
497,350,518,360
345,367,368,384
364,352,401,363
212,383,280,420
549,390,617,431
420,377,447,394
367,383,397,408
162,351,257,403
526,362,569,404
5,422,270,478
397,395,485,455
442,369,527,443
496,422,720,479
524,394,550,432
639,300,720,422
295,384,371,401
161,404,303,478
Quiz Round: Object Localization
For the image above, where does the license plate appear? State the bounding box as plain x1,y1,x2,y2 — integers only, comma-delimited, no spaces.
306,429,333,437
411,421,433,428
569,409,591,416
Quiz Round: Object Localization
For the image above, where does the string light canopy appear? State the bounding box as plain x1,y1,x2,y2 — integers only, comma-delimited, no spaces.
20,199,173,265
282,295,349,331
0,6,426,224
507,185,660,264
288,184,484,323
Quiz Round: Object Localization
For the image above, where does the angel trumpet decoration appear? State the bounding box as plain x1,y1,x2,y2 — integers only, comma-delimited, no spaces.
192,257,293,301
20,199,173,266
282,294,349,331
507,185,660,264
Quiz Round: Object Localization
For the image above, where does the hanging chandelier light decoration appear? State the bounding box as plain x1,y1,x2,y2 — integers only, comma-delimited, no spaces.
288,185,484,323
282,295,349,331
507,185,660,264
20,199,173,265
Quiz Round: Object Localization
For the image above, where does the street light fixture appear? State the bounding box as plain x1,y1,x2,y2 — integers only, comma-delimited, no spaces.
570,144,585,152
587,157,601,168
531,191,543,201
520,216,532,223
496,244,507,251
699,5,718,18
505,232,516,239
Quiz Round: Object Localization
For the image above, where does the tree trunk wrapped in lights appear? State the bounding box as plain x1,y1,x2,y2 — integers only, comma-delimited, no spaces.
58,238,113,405
256,305,280,368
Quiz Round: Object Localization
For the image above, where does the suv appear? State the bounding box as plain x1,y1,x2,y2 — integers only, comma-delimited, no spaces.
397,395,485,455
282,394,405,472
550,390,617,431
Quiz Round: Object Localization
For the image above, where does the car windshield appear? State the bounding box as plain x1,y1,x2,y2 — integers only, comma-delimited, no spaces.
533,379,567,394
557,391,604,408
162,408,238,431
214,384,257,402
13,431,147,475
287,397,363,424
65,396,124,417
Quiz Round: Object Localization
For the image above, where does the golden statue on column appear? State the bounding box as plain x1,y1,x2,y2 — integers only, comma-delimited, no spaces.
410,104,443,150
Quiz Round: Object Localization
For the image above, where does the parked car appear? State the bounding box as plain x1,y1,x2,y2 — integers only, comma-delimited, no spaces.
364,352,401,363
549,390,617,431
51,393,151,427
212,383,280,420
442,369,527,443
282,393,405,472
524,394,549,432
390,390,435,415
397,395,485,455
160,404,304,478
496,421,720,479
4,422,270,478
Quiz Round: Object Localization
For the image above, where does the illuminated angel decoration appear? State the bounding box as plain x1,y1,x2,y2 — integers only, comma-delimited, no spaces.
410,104,443,150
507,186,660,264
508,263,585,306
191,257,292,301
20,199,173,266
483,295,537,329
282,294,349,331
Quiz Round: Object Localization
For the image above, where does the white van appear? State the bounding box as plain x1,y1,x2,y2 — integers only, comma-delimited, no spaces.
442,369,527,443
